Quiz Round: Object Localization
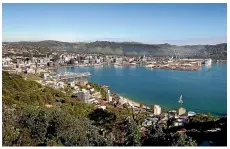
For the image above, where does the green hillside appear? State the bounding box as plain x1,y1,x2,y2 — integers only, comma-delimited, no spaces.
2,72,227,146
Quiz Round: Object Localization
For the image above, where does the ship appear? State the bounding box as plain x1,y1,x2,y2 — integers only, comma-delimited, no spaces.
205,58,212,66
178,95,183,104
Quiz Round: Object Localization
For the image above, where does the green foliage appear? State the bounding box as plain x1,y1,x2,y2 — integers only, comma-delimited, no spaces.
88,108,116,131
2,71,227,146
177,133,197,146
64,86,73,96
142,125,197,146
88,82,107,99
12,106,111,146
116,107,132,120
135,112,149,125
60,102,96,118
124,121,141,146
191,114,220,123
2,72,70,106
2,105,22,146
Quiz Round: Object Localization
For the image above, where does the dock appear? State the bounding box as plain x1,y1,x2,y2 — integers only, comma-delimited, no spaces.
57,72,91,81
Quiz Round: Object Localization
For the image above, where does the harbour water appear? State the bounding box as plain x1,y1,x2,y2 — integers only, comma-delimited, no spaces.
57,63,227,116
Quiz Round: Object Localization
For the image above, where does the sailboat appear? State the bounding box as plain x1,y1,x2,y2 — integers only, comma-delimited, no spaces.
178,95,183,104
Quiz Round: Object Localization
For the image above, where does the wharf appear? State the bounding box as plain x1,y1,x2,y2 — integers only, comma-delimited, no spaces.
57,72,91,81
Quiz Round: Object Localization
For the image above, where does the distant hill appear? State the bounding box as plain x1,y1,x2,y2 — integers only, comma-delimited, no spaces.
3,40,227,59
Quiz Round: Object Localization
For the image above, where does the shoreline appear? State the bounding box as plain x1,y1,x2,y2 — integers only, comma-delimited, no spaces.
54,64,226,116
118,94,150,109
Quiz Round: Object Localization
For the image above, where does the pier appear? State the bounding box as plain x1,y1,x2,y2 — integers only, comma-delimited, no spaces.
57,72,91,82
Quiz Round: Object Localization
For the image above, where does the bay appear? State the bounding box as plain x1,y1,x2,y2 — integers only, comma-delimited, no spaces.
57,63,227,116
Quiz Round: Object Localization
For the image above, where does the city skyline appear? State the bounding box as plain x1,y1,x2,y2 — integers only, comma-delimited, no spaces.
2,3,227,45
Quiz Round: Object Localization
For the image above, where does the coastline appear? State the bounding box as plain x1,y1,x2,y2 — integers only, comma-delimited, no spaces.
118,94,150,109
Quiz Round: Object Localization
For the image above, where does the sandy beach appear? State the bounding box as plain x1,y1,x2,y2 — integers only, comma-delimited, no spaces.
119,95,150,109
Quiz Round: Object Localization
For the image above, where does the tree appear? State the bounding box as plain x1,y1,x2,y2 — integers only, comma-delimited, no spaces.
141,125,166,146
177,133,197,146
88,108,117,132
124,121,141,146
168,132,197,146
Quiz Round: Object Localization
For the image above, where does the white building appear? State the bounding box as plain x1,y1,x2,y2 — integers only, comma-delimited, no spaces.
154,105,161,115
77,89,90,103
106,90,112,102
178,107,186,116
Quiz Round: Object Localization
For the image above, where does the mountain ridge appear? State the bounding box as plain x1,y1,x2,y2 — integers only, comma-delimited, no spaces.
3,40,227,59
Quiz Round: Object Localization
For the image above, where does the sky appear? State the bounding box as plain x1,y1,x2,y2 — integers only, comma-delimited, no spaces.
2,3,227,45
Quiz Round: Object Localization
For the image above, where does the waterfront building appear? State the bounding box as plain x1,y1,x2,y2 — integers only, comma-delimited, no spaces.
154,105,161,115
178,107,186,116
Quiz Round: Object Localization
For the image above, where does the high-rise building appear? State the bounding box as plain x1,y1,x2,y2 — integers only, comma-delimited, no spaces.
106,89,112,102
154,105,161,115
178,107,186,116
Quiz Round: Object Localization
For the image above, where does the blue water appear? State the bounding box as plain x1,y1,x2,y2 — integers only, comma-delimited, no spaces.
57,64,227,116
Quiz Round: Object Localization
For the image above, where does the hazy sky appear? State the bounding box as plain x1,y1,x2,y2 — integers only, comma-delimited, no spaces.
2,3,227,45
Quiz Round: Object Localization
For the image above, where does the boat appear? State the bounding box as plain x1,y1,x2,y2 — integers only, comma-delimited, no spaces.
205,58,212,66
178,95,183,104
114,63,123,67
